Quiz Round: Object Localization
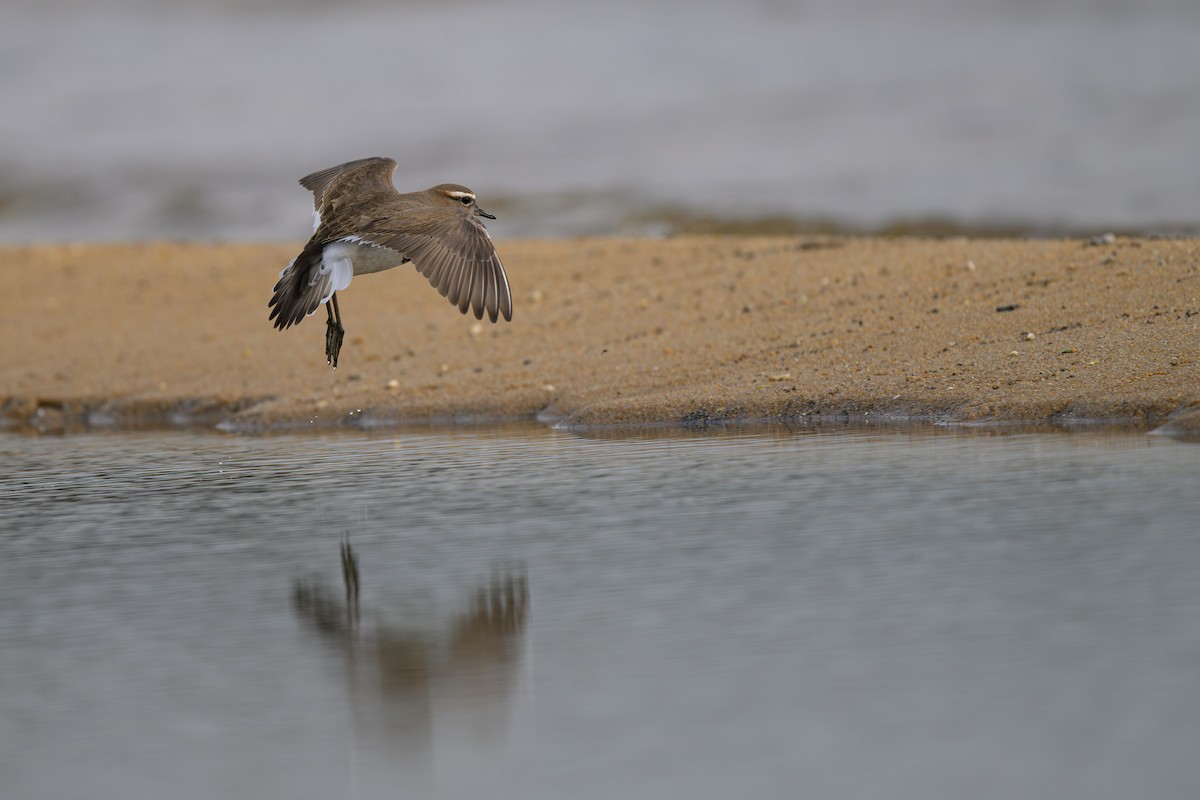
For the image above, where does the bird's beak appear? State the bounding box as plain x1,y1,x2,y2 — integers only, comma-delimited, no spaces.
477,207,496,220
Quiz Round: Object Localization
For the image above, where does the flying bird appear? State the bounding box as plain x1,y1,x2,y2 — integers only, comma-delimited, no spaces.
269,157,512,367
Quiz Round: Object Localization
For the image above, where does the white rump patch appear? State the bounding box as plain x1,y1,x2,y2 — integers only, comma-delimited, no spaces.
309,245,355,306
329,258,353,292
314,255,353,301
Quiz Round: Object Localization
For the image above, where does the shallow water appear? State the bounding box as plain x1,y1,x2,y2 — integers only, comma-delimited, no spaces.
2,424,1200,799
3,0,1200,240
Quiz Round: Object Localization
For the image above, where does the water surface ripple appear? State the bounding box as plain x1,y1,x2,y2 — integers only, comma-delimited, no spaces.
2,425,1198,799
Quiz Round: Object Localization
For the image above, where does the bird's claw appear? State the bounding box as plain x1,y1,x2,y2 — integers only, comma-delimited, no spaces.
325,319,345,368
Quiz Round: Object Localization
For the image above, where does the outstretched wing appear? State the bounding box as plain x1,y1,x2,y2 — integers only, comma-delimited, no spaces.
356,209,513,323
299,157,398,210
271,157,403,327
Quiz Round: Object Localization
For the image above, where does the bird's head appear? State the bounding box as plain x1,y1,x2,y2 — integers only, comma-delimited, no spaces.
432,184,496,220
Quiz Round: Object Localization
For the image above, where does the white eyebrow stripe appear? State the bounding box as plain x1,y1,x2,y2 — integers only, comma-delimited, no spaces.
446,190,475,199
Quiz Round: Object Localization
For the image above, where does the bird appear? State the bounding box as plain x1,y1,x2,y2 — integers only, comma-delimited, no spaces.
268,157,512,368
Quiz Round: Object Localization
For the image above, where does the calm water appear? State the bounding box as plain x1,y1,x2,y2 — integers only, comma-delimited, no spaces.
3,0,1200,240
1,424,1199,799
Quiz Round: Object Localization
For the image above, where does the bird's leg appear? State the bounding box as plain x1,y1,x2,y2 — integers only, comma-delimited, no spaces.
325,292,345,368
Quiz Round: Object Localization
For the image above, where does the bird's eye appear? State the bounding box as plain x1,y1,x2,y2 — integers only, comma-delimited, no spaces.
460,196,472,205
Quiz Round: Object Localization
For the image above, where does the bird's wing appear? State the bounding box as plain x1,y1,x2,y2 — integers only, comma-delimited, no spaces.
299,157,398,210
270,158,404,330
357,208,513,323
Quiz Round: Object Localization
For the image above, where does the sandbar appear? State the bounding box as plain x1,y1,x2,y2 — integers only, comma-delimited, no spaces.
2,236,1198,434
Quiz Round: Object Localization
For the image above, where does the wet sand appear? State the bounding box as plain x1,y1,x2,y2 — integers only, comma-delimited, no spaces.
2,236,1198,433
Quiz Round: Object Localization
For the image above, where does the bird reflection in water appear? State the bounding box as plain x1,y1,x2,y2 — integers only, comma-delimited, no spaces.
292,541,528,792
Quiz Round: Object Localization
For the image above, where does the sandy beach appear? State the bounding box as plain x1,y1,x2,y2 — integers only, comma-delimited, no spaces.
2,236,1198,433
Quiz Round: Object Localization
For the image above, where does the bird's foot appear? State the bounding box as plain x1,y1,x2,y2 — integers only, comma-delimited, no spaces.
325,319,345,368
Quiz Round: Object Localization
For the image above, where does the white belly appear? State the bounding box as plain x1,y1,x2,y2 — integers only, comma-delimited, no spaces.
324,239,406,276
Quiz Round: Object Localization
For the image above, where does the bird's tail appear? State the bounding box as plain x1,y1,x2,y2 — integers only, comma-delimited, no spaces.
268,243,327,330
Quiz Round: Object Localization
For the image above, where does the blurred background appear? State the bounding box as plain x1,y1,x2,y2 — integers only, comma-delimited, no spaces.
1,0,1198,241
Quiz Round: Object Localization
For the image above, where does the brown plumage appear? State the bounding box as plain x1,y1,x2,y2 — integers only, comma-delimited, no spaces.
268,157,512,367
